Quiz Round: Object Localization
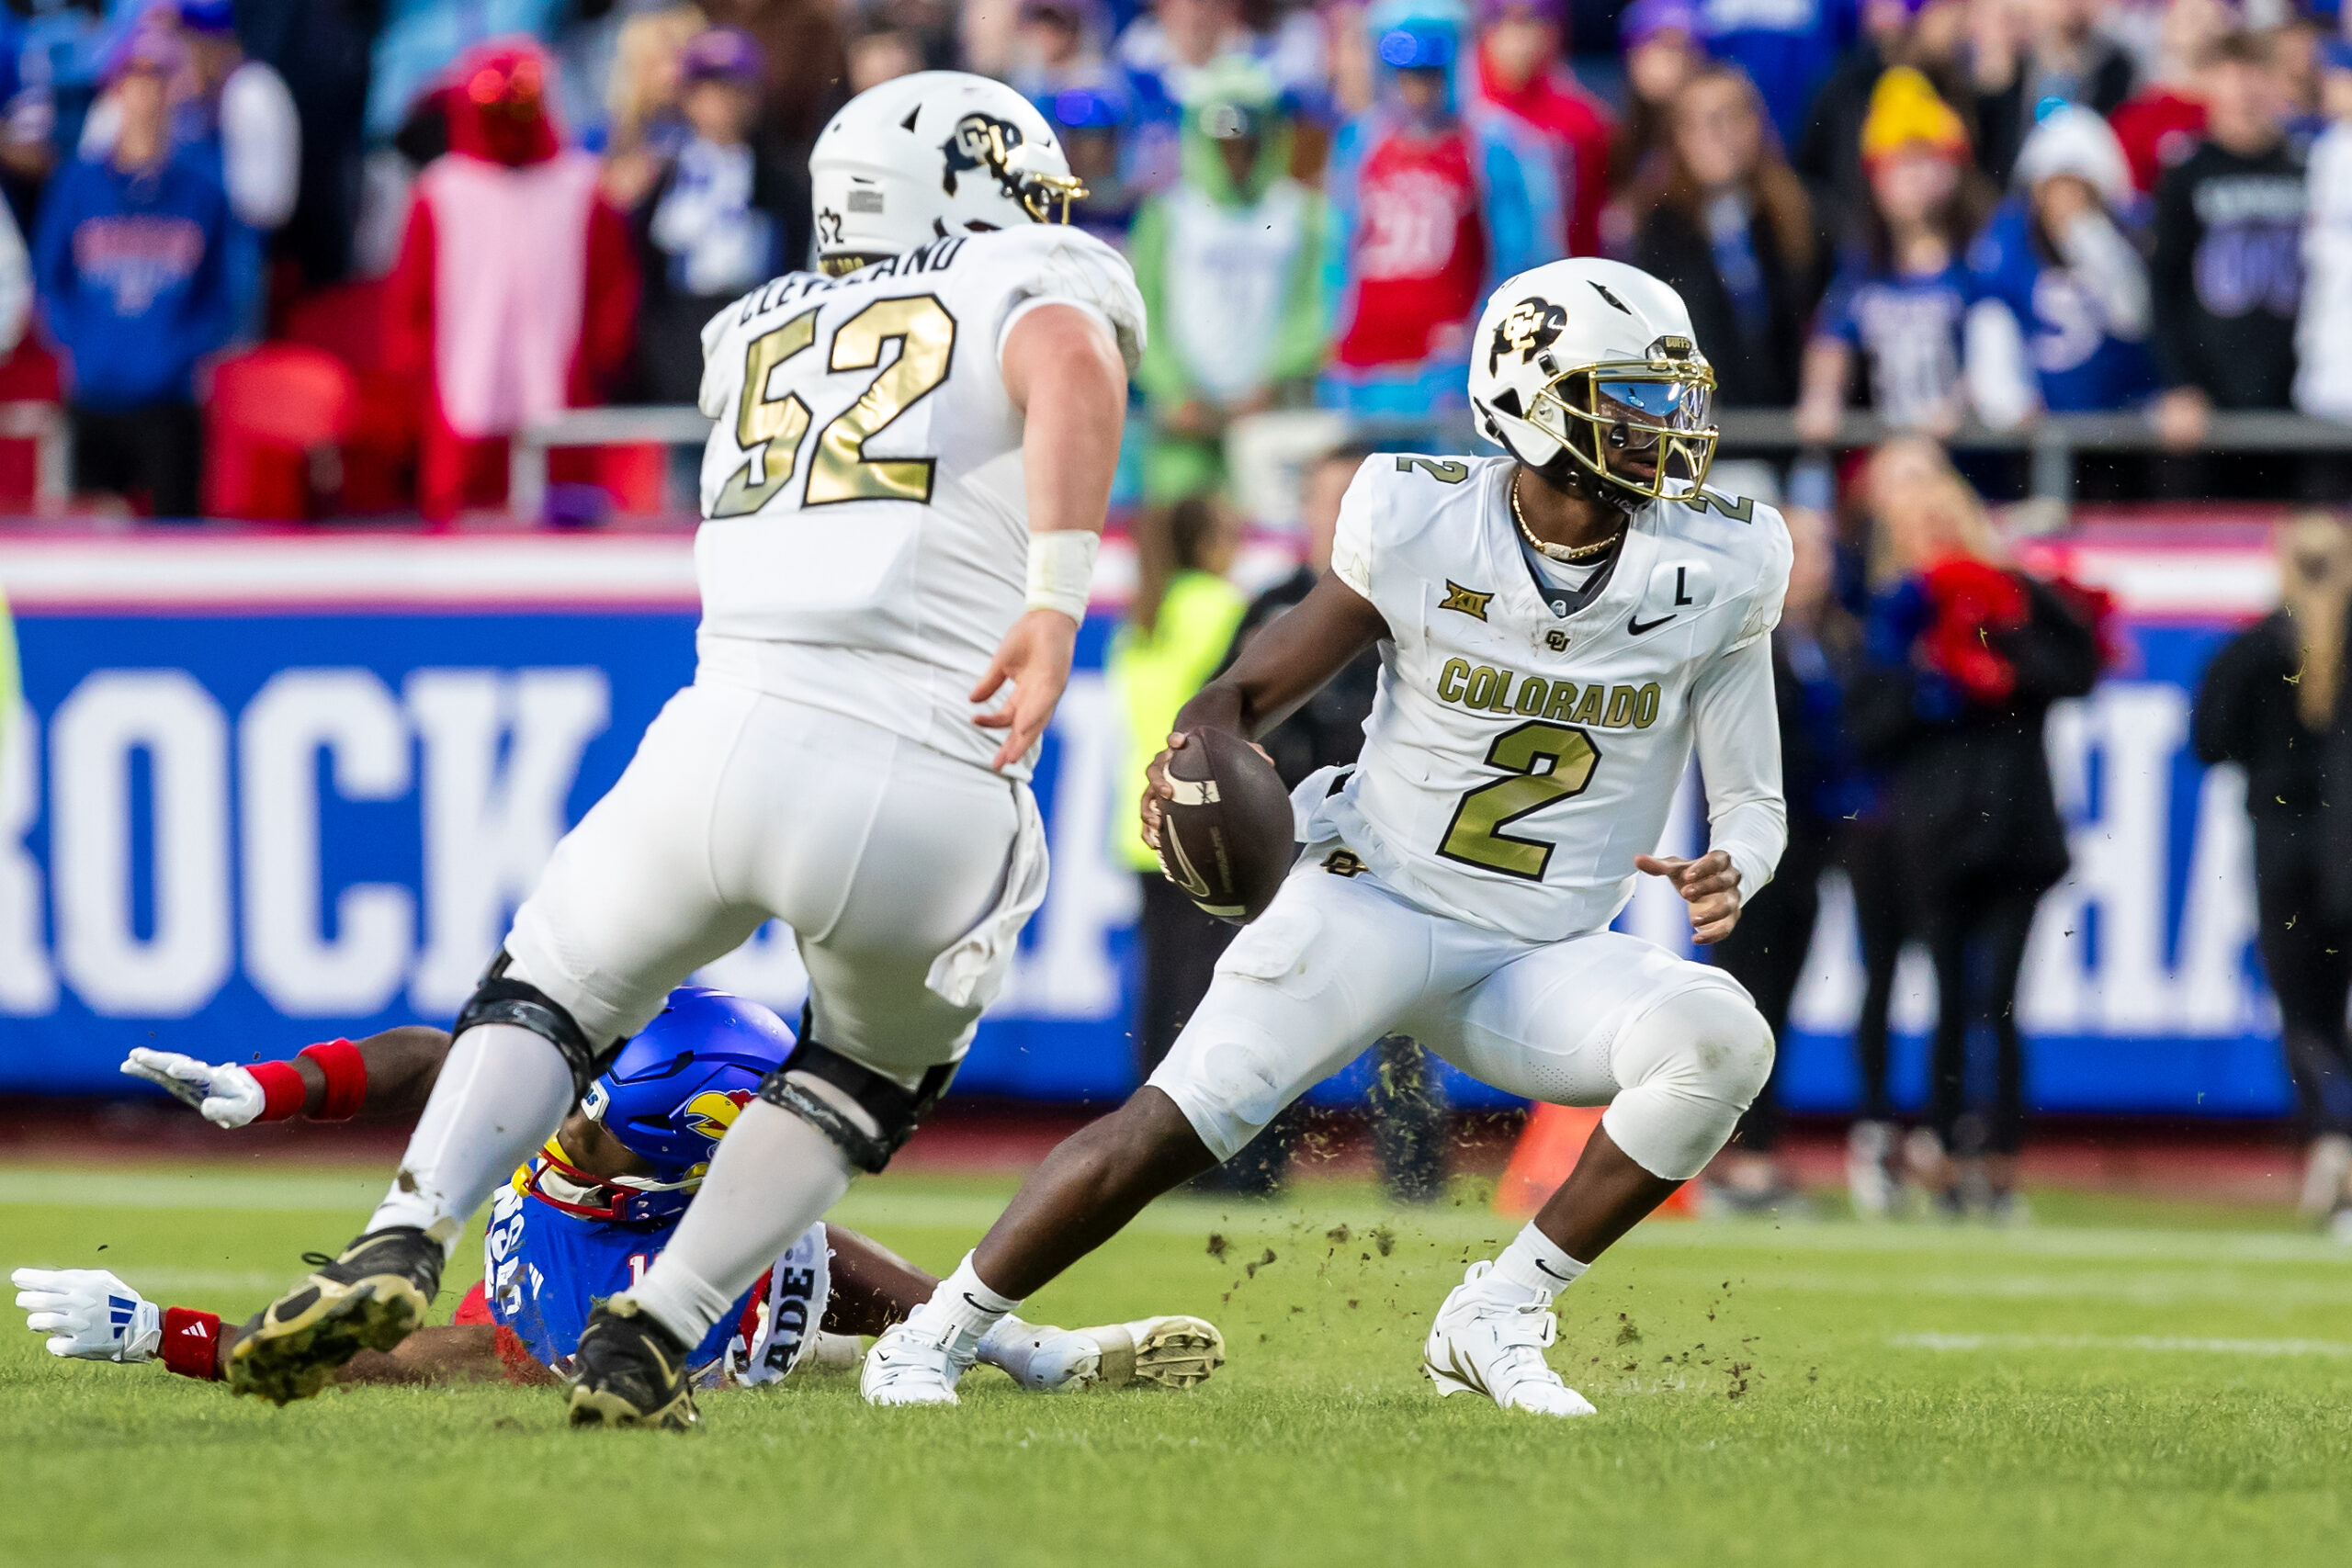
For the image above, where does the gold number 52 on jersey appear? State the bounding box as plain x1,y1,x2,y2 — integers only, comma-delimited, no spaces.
712,295,958,518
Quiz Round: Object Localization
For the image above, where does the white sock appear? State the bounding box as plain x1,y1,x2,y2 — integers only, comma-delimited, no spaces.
926,1252,1023,1340
627,1100,854,1348
1483,1223,1589,1304
368,1022,575,1253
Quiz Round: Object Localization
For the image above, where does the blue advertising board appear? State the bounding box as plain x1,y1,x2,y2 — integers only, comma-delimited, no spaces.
0,529,2299,1117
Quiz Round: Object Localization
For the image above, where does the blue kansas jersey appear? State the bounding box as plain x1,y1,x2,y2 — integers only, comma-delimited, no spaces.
1814,257,1974,430
481,1184,829,1387
1965,200,2154,412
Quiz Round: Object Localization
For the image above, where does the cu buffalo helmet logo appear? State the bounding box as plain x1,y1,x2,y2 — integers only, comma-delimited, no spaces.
1488,298,1568,376
941,113,1026,199
681,1089,755,1142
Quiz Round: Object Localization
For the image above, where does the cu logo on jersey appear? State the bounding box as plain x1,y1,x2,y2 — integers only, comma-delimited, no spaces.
941,113,1025,199
1489,298,1566,376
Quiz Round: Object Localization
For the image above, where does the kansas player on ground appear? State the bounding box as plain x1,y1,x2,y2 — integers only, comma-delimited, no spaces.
230,72,1146,1427
867,258,1791,1416
15,989,1222,1395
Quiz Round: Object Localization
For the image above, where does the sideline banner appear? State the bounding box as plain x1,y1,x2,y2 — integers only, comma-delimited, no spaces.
0,525,2294,1117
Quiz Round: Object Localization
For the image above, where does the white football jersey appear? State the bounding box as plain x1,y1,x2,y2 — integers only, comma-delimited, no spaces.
692,224,1146,775
1309,454,1792,943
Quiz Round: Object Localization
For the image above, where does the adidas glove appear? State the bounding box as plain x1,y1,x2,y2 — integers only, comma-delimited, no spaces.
119,1048,267,1128
12,1268,163,1362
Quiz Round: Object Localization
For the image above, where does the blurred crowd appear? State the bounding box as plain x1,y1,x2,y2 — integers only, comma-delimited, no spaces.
0,0,2334,517
0,0,2346,1224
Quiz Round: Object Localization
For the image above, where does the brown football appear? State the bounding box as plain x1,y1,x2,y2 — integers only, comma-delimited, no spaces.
1156,726,1296,924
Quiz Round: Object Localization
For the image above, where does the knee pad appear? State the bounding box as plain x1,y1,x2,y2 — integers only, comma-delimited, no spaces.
758,1018,957,1175
1629,984,1775,1107
1602,984,1776,1181
454,953,621,1102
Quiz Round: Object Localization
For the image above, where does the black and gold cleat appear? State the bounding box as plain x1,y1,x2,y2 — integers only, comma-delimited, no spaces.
568,1297,699,1431
227,1226,443,1405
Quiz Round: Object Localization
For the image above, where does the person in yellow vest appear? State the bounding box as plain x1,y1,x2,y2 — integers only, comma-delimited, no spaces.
1109,491,1247,1093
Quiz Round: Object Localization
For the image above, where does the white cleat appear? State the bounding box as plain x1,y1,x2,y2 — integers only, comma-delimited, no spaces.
1009,1315,1227,1393
1422,1262,1597,1418
860,1306,981,1406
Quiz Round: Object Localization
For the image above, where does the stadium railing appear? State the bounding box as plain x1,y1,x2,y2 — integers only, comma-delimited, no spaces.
506,405,2352,516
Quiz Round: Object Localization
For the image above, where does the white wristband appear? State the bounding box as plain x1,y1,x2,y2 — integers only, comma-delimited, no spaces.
1025,529,1100,622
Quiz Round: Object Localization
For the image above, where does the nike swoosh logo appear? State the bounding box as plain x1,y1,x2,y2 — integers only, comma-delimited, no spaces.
1532,1259,1575,1281
1627,613,1676,636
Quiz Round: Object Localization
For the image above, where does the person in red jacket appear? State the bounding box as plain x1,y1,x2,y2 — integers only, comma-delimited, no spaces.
385,41,639,522
1472,0,1611,257
2108,0,2232,196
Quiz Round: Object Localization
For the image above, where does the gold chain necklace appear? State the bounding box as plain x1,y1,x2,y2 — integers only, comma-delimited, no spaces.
1510,472,1623,562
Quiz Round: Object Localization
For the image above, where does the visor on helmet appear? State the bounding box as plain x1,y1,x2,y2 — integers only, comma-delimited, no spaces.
1531,353,1719,501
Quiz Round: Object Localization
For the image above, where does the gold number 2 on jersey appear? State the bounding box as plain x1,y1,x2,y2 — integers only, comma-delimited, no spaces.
1436,720,1601,880
711,295,957,518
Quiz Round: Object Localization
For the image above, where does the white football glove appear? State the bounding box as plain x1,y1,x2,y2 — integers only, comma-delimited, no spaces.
119,1048,267,1128
12,1268,163,1362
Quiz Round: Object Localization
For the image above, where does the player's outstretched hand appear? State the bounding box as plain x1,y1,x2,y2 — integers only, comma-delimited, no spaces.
12,1268,161,1362
973,608,1080,772
119,1048,266,1128
1634,851,1743,945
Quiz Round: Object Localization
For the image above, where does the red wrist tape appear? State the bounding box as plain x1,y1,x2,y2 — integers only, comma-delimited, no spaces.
248,1060,306,1123
160,1307,222,1381
300,1039,368,1122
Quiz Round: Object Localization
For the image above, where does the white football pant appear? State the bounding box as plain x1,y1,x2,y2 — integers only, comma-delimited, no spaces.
1148,851,1775,1181
503,677,1029,1086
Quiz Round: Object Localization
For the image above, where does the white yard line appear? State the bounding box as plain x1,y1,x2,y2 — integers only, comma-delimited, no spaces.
6,1167,2346,1269
1892,1332,2352,1358
0,1168,383,1213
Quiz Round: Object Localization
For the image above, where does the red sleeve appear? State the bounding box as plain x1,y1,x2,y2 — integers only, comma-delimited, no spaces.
453,1281,548,1382
1567,105,1614,260
571,197,640,403
383,191,437,382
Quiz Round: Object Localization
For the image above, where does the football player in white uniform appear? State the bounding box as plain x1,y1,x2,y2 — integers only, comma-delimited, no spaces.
866,257,1791,1416
230,73,1148,1427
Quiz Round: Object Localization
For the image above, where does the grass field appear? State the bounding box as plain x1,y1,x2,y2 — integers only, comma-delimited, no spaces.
4,1162,2348,1567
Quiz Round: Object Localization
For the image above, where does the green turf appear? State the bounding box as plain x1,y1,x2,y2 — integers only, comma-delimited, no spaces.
3,1163,2348,1567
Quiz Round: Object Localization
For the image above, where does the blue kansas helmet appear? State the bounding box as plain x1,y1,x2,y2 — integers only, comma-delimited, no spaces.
524,987,794,1224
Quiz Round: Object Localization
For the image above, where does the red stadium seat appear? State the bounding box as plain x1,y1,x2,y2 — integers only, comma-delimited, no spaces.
203,344,359,521
281,281,423,514
0,337,61,513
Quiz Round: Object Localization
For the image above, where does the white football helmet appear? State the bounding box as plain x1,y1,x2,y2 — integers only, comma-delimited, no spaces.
808,71,1087,275
1467,258,1719,504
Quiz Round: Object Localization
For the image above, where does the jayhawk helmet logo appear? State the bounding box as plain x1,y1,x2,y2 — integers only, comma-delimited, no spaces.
1488,298,1567,376
681,1088,756,1142
942,113,1026,199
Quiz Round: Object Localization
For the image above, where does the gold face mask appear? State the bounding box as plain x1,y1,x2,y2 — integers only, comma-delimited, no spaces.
1526,340,1720,502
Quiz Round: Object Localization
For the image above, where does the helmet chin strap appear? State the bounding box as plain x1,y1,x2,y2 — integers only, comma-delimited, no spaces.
1533,447,1642,517
1480,398,1644,517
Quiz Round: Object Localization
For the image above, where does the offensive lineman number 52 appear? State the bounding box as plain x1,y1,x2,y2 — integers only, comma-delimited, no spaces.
713,295,957,516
